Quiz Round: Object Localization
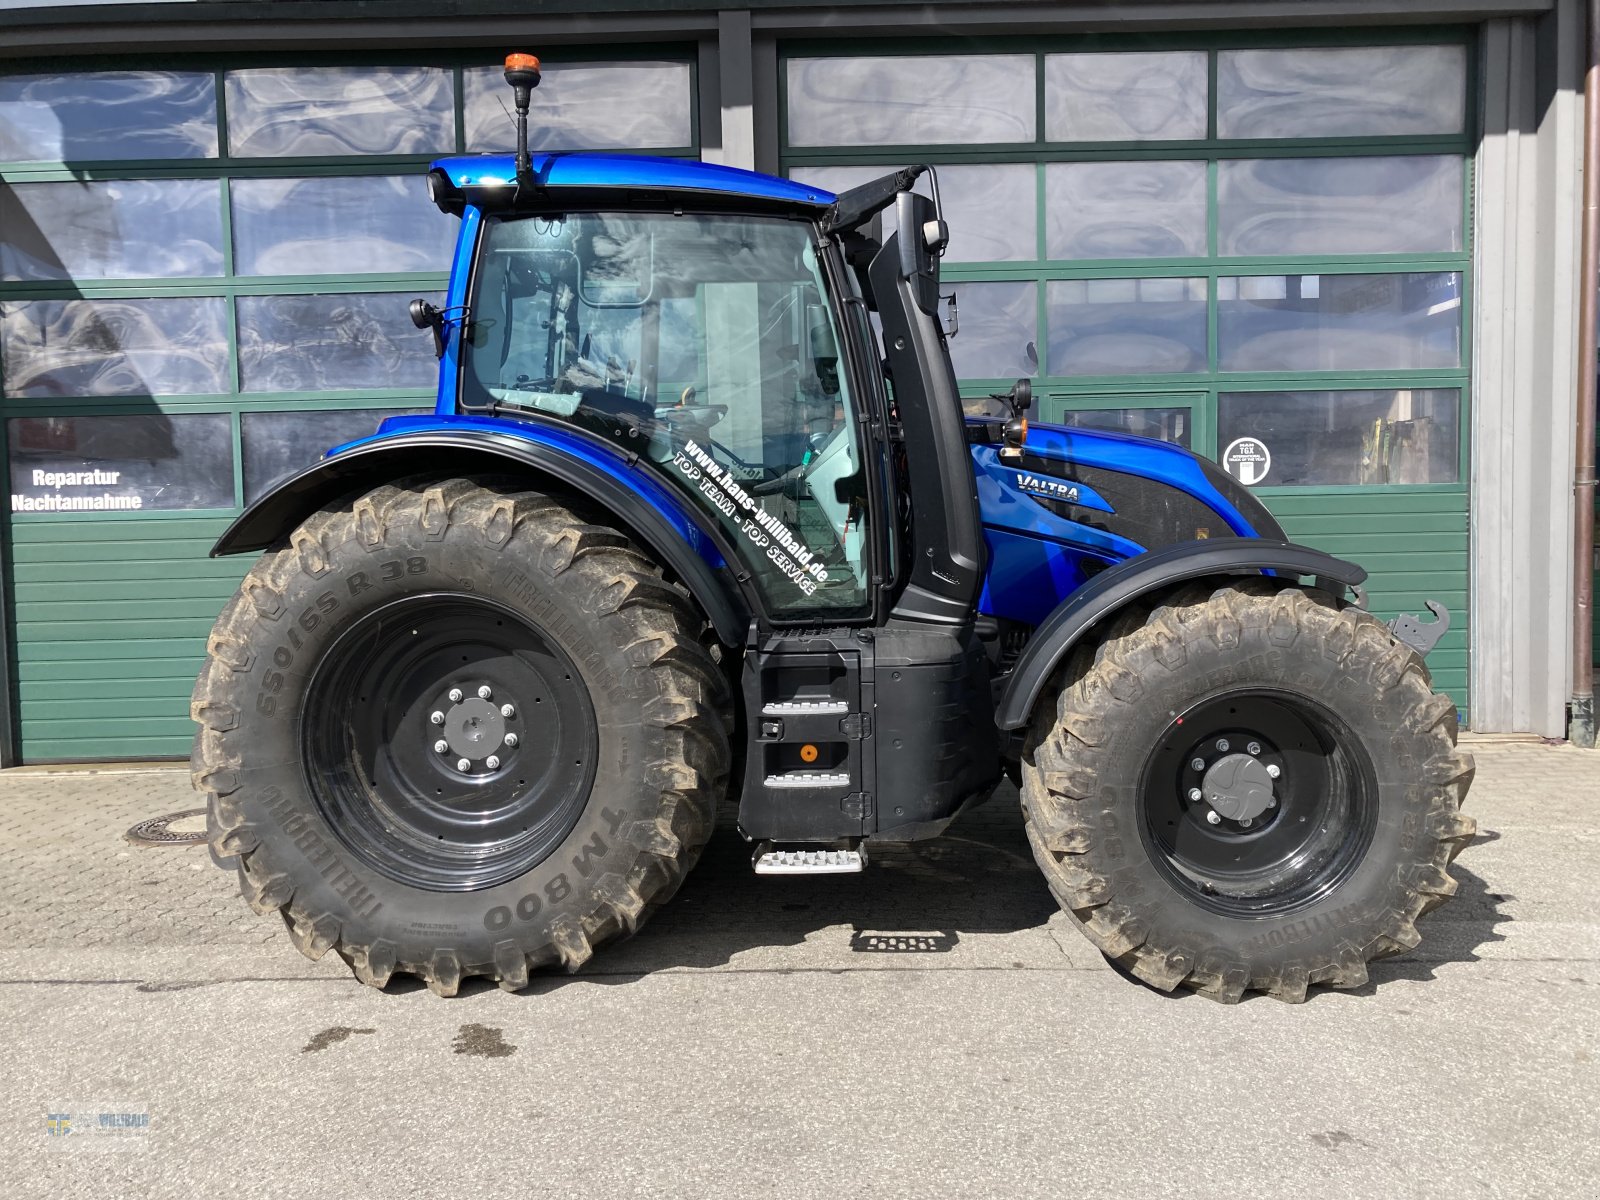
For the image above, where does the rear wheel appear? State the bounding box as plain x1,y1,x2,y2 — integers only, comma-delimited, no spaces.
1021,580,1475,1003
191,478,730,995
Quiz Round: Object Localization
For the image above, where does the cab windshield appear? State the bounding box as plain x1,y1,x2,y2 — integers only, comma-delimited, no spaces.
463,210,871,617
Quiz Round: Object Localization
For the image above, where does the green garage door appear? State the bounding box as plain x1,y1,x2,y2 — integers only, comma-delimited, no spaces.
785,31,1472,711
0,54,699,761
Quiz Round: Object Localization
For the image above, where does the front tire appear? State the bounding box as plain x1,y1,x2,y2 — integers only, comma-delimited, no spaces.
190,478,729,995
1021,580,1475,1004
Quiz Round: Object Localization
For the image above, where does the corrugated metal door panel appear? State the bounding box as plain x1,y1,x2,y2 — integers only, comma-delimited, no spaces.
1266,490,1470,715
8,517,245,761
10,535,234,564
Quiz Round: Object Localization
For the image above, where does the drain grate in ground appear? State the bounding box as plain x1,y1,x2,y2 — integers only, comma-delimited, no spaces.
849,931,958,953
125,809,208,847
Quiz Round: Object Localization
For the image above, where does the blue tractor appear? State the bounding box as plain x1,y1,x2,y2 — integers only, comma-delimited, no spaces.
193,55,1474,1003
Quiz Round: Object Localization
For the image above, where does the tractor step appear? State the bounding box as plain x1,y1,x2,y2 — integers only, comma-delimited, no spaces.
764,771,851,789
761,699,849,715
752,844,867,875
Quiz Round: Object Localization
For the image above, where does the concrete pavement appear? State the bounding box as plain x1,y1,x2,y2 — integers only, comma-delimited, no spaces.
0,739,1596,1199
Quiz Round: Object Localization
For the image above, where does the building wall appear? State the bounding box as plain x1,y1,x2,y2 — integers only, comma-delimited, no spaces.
1471,1,1586,735
0,0,1584,758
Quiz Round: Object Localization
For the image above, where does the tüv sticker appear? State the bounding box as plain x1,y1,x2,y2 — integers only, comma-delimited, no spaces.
1222,437,1272,486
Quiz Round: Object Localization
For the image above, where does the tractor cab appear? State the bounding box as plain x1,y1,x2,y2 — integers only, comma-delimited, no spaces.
415,145,985,627
437,171,879,620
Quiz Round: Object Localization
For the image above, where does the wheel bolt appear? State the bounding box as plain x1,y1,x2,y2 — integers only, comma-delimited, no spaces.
434,739,449,754
1205,810,1222,826
456,757,471,772
1266,763,1281,779
478,685,493,700
485,755,501,770
1188,787,1203,802
1267,796,1278,807
501,703,516,719
448,687,464,703
1240,817,1254,829
1190,757,1206,771
1216,738,1230,752
504,733,519,748
429,711,445,725
1247,741,1262,756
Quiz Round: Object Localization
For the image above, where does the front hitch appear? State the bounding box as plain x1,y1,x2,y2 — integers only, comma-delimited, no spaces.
1388,600,1451,658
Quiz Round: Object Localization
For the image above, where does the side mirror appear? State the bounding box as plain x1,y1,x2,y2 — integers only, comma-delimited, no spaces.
1008,377,1031,414
893,189,941,316
410,298,446,358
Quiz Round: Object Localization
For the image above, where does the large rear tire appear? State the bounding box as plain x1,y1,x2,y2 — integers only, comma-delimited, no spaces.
191,478,729,995
1021,580,1475,1004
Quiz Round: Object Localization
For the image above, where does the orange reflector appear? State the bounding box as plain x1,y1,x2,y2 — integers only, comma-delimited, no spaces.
505,53,542,71
799,744,819,763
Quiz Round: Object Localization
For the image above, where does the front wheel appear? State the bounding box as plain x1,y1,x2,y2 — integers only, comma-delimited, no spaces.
190,478,730,995
1021,580,1475,1004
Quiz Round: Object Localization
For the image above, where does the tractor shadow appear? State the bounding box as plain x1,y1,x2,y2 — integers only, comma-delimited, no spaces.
1106,828,1510,1005
424,783,1063,997
574,782,1061,977
441,790,1510,1000
1348,833,1510,994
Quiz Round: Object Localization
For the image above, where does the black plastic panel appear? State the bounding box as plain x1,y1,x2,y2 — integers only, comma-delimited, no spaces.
868,217,985,621
871,622,1000,840
735,623,1000,843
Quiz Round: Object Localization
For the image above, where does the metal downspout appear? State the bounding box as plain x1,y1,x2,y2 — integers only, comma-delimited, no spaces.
1572,0,1600,746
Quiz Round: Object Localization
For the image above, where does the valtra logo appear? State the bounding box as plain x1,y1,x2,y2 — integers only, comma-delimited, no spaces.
1014,471,1082,505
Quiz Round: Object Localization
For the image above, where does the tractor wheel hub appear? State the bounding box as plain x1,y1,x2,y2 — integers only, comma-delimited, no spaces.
1201,752,1276,822
441,695,509,764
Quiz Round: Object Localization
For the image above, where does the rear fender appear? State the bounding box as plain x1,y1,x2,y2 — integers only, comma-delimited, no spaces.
993,539,1367,731
212,416,749,645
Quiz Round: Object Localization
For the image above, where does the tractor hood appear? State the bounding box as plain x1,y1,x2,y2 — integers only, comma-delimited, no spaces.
967,416,1288,625
968,415,1283,545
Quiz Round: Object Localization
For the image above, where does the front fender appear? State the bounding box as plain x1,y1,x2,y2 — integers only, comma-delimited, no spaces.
993,539,1367,731
212,416,750,645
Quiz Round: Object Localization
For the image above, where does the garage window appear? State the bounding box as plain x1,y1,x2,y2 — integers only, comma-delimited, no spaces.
784,36,1471,492
8,413,234,511
0,52,700,522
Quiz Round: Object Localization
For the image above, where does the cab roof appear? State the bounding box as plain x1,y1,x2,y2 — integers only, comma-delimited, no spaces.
429,153,835,212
